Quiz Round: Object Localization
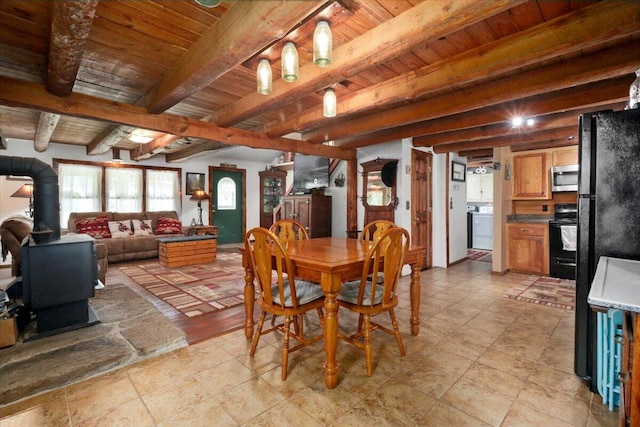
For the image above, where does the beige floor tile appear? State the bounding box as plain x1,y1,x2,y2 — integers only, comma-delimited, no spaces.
194,358,257,396
501,402,573,426
441,379,512,426
142,376,212,423
516,381,590,426
260,362,324,398
397,365,458,399
0,388,66,419
125,351,188,395
67,369,139,424
477,347,537,380
460,362,525,399
216,377,286,425
526,364,593,401
157,397,236,427
73,398,155,427
288,381,364,426
244,400,323,427
171,340,236,375
421,401,491,426
0,396,70,427
359,381,436,425
419,346,474,377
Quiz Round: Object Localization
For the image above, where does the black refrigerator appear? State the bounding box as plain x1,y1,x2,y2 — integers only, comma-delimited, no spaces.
575,108,640,391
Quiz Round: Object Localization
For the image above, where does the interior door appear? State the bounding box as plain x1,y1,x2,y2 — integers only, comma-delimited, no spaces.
210,167,245,245
411,149,432,269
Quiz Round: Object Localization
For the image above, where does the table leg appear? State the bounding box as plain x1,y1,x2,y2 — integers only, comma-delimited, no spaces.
322,272,340,389
410,262,422,336
242,253,255,339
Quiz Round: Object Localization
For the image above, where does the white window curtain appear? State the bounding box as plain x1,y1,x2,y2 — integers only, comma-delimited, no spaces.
147,169,180,213
105,167,143,212
58,163,103,228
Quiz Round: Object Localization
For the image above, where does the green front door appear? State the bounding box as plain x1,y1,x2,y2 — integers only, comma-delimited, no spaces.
212,168,244,245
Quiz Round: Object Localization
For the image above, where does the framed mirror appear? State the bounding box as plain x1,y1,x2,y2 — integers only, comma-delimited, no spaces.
361,158,398,225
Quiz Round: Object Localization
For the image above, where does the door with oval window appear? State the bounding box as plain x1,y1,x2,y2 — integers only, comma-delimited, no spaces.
210,166,245,245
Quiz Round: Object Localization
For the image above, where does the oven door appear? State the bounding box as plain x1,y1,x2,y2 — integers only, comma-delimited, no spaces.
549,221,577,280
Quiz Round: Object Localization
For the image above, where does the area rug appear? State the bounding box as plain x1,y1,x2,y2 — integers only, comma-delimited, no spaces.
503,275,576,310
467,249,492,262
120,254,246,318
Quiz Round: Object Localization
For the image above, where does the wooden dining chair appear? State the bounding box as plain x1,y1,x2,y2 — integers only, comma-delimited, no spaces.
269,219,309,247
338,227,409,376
359,219,396,242
244,227,325,380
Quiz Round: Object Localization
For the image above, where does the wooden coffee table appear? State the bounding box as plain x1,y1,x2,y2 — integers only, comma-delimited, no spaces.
158,235,217,267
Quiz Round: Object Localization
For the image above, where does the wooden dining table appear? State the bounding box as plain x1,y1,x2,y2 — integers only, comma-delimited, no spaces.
241,236,425,389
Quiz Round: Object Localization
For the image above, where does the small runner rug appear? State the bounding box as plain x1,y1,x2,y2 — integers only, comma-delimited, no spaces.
120,253,246,318
503,275,576,310
467,249,492,262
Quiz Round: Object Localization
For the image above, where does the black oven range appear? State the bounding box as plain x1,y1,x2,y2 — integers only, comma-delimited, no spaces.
549,203,577,280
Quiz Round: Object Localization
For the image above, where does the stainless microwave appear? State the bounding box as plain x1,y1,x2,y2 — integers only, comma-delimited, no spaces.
550,164,579,192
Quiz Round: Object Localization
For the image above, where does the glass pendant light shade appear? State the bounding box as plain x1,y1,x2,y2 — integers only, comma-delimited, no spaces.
256,59,272,95
313,21,332,67
281,42,299,82
323,88,337,118
195,0,222,7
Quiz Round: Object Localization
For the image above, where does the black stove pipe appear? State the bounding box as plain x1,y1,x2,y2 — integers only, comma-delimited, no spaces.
0,155,60,241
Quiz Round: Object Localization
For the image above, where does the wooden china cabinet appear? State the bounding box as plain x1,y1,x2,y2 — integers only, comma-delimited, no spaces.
259,168,287,229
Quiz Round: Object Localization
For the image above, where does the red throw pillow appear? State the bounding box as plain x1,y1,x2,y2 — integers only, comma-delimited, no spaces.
154,216,182,234
75,215,111,239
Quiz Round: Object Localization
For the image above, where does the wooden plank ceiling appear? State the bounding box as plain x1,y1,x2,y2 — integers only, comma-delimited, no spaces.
0,0,638,162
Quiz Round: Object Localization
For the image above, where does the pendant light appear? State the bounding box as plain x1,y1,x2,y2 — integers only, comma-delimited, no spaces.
313,21,332,67
281,42,299,82
256,59,272,95
323,88,336,118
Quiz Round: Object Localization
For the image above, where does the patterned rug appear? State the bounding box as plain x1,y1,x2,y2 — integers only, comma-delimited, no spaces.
467,249,492,262
503,275,576,310
120,252,246,318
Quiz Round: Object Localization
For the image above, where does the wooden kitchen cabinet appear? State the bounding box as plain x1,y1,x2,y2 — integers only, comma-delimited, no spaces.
512,152,551,200
277,194,332,238
467,173,493,202
259,168,287,229
552,147,578,166
507,222,549,275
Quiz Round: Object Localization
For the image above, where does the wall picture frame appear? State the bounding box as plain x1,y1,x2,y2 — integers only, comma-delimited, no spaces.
451,161,466,182
186,172,205,195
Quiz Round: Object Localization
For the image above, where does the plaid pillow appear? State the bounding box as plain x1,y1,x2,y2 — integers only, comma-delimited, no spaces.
154,216,182,234
75,215,111,239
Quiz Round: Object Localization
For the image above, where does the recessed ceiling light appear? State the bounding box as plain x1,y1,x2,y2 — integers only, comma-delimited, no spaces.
526,118,535,126
511,117,523,127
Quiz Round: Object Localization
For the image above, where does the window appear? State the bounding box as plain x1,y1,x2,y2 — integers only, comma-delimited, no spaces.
106,167,143,212
217,177,236,210
58,163,102,227
54,158,182,228
147,170,180,212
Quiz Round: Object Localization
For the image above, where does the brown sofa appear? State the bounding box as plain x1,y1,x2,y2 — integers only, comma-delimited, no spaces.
0,216,32,276
67,211,190,264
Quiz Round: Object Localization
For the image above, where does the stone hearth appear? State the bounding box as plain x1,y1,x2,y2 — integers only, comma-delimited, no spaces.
0,282,186,406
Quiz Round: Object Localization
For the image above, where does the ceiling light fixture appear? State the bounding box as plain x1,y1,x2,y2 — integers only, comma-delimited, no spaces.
526,118,536,127
511,117,523,127
323,88,337,118
256,59,272,95
313,21,332,67
194,0,221,8
281,42,299,82
129,129,154,144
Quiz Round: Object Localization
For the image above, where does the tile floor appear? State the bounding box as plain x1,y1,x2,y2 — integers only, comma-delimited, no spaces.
0,259,619,426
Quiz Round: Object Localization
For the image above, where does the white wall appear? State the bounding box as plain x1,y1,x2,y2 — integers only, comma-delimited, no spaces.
1,137,455,270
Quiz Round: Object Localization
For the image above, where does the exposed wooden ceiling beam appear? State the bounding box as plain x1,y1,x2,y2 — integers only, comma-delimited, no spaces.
215,0,526,128
339,77,630,149
265,0,639,138
432,126,577,154
0,76,354,160
145,1,331,114
34,112,60,152
86,125,135,155
46,0,99,97
510,138,578,152
305,40,640,144
130,134,183,161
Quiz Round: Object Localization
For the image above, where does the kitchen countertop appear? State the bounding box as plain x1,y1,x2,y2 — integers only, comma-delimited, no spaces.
588,256,640,313
506,214,553,223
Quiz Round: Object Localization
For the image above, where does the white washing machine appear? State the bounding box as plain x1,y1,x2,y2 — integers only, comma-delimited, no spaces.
472,207,493,250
